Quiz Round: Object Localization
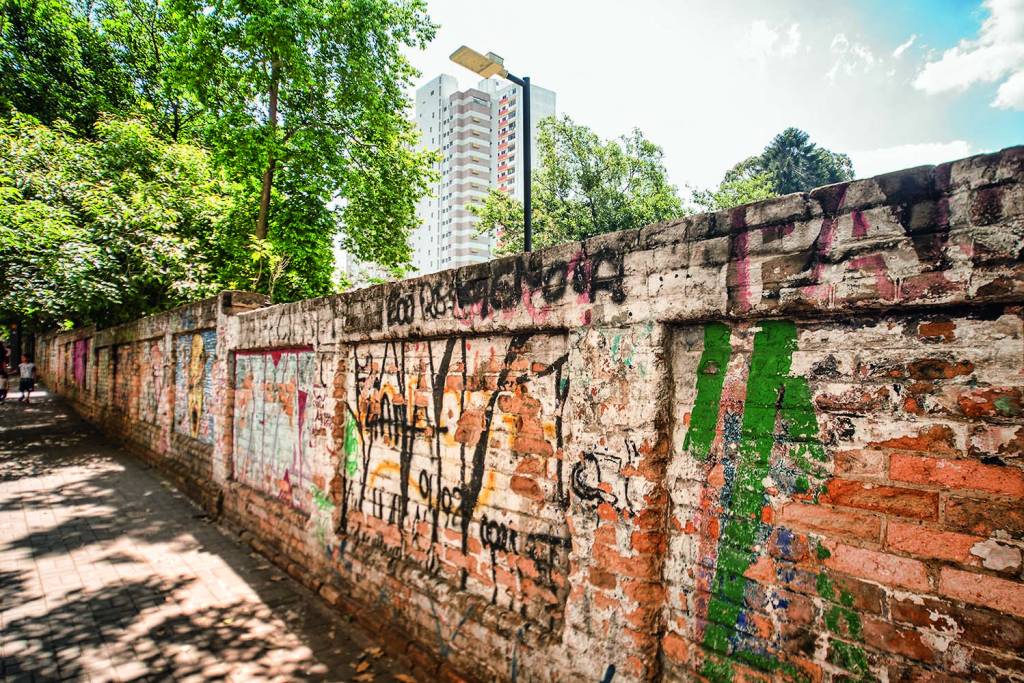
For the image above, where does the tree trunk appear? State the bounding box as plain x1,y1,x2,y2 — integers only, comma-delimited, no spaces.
255,59,281,240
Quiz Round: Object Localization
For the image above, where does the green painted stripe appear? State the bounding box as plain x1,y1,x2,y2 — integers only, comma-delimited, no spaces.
683,322,732,461
699,320,798,682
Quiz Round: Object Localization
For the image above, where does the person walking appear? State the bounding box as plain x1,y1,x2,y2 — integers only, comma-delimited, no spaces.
17,355,35,404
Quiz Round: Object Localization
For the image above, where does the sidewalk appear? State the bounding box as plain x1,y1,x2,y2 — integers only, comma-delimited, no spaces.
0,387,418,682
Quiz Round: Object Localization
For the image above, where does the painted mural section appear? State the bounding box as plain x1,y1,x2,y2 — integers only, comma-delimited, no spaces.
232,349,316,512
137,339,165,425
72,338,89,388
174,330,216,443
339,334,572,625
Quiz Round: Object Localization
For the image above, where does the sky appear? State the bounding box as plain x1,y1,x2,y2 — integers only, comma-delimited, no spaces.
404,0,1024,191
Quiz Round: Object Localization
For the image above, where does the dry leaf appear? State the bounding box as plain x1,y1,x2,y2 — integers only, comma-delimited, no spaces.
270,575,285,582
393,675,417,683
353,674,374,683
354,661,371,673
367,647,383,658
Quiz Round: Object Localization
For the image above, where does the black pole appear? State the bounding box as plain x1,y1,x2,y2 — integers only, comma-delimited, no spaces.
522,75,531,252
507,72,532,253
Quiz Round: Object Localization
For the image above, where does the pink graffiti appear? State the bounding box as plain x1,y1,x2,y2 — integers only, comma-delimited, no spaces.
852,210,869,238
730,231,752,313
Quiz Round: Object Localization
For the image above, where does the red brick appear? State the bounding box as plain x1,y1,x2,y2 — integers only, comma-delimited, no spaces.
938,567,1024,618
824,544,931,591
834,449,887,479
862,616,938,663
870,424,959,455
822,479,938,520
661,631,689,664
917,321,956,342
886,521,981,564
509,474,544,500
956,387,1023,419
944,496,1024,537
891,454,1024,497
890,595,1024,651
778,501,882,542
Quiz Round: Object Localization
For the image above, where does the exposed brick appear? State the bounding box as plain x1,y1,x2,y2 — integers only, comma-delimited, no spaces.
891,454,1024,497
778,501,882,542
662,631,689,663
822,479,938,520
834,449,887,479
938,567,1024,618
944,495,1024,538
885,521,981,564
862,617,938,663
825,544,931,592
890,595,1024,651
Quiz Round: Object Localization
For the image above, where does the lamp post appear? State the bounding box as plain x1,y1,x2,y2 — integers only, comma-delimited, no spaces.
450,46,533,253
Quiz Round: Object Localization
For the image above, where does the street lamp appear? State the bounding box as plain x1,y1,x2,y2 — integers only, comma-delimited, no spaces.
450,46,533,253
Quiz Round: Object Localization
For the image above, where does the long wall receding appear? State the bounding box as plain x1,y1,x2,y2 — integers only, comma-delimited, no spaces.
38,147,1024,683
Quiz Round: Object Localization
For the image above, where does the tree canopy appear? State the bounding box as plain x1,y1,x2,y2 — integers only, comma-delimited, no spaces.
0,0,438,330
0,113,239,327
724,127,854,196
472,115,684,253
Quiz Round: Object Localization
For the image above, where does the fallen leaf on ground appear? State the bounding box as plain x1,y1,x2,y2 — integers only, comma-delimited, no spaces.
367,647,383,658
354,661,371,673
393,675,417,683
353,674,374,682
270,575,285,582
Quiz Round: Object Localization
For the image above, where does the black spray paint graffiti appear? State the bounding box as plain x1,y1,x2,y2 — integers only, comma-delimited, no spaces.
569,439,639,516
381,247,628,325
339,334,573,614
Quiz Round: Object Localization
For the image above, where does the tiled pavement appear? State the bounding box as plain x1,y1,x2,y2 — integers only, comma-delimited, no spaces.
0,388,419,682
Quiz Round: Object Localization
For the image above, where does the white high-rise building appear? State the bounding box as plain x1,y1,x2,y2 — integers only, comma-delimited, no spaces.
411,74,556,274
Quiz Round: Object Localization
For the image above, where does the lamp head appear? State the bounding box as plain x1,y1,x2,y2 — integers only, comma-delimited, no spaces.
450,45,508,79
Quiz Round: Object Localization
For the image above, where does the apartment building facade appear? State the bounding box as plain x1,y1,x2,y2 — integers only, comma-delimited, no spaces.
411,74,556,274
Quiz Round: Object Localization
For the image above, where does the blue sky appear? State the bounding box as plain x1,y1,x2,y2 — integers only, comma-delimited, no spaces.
405,0,1024,190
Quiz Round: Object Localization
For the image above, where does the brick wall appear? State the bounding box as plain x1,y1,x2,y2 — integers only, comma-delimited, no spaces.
38,146,1024,682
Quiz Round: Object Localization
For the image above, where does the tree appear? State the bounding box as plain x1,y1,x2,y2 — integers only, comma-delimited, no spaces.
690,171,778,212
726,127,854,195
0,113,240,328
472,115,684,254
92,0,207,141
167,0,438,300
0,0,135,135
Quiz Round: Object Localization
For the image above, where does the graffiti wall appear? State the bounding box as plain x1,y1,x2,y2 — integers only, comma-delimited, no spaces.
174,330,216,444
35,146,1024,683
339,334,572,624
232,349,317,511
666,313,1024,682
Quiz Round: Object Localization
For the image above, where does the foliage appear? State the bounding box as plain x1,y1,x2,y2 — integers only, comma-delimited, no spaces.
725,127,854,195
0,0,135,135
472,115,684,254
167,0,438,299
92,0,206,141
0,113,240,328
690,171,778,212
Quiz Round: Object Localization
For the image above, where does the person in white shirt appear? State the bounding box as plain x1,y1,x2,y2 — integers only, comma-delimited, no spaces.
18,355,36,404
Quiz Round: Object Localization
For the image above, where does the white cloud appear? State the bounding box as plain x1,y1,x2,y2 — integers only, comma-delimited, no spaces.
827,32,878,83
994,68,1024,106
849,141,975,178
746,20,801,66
893,34,917,58
914,0,1024,109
